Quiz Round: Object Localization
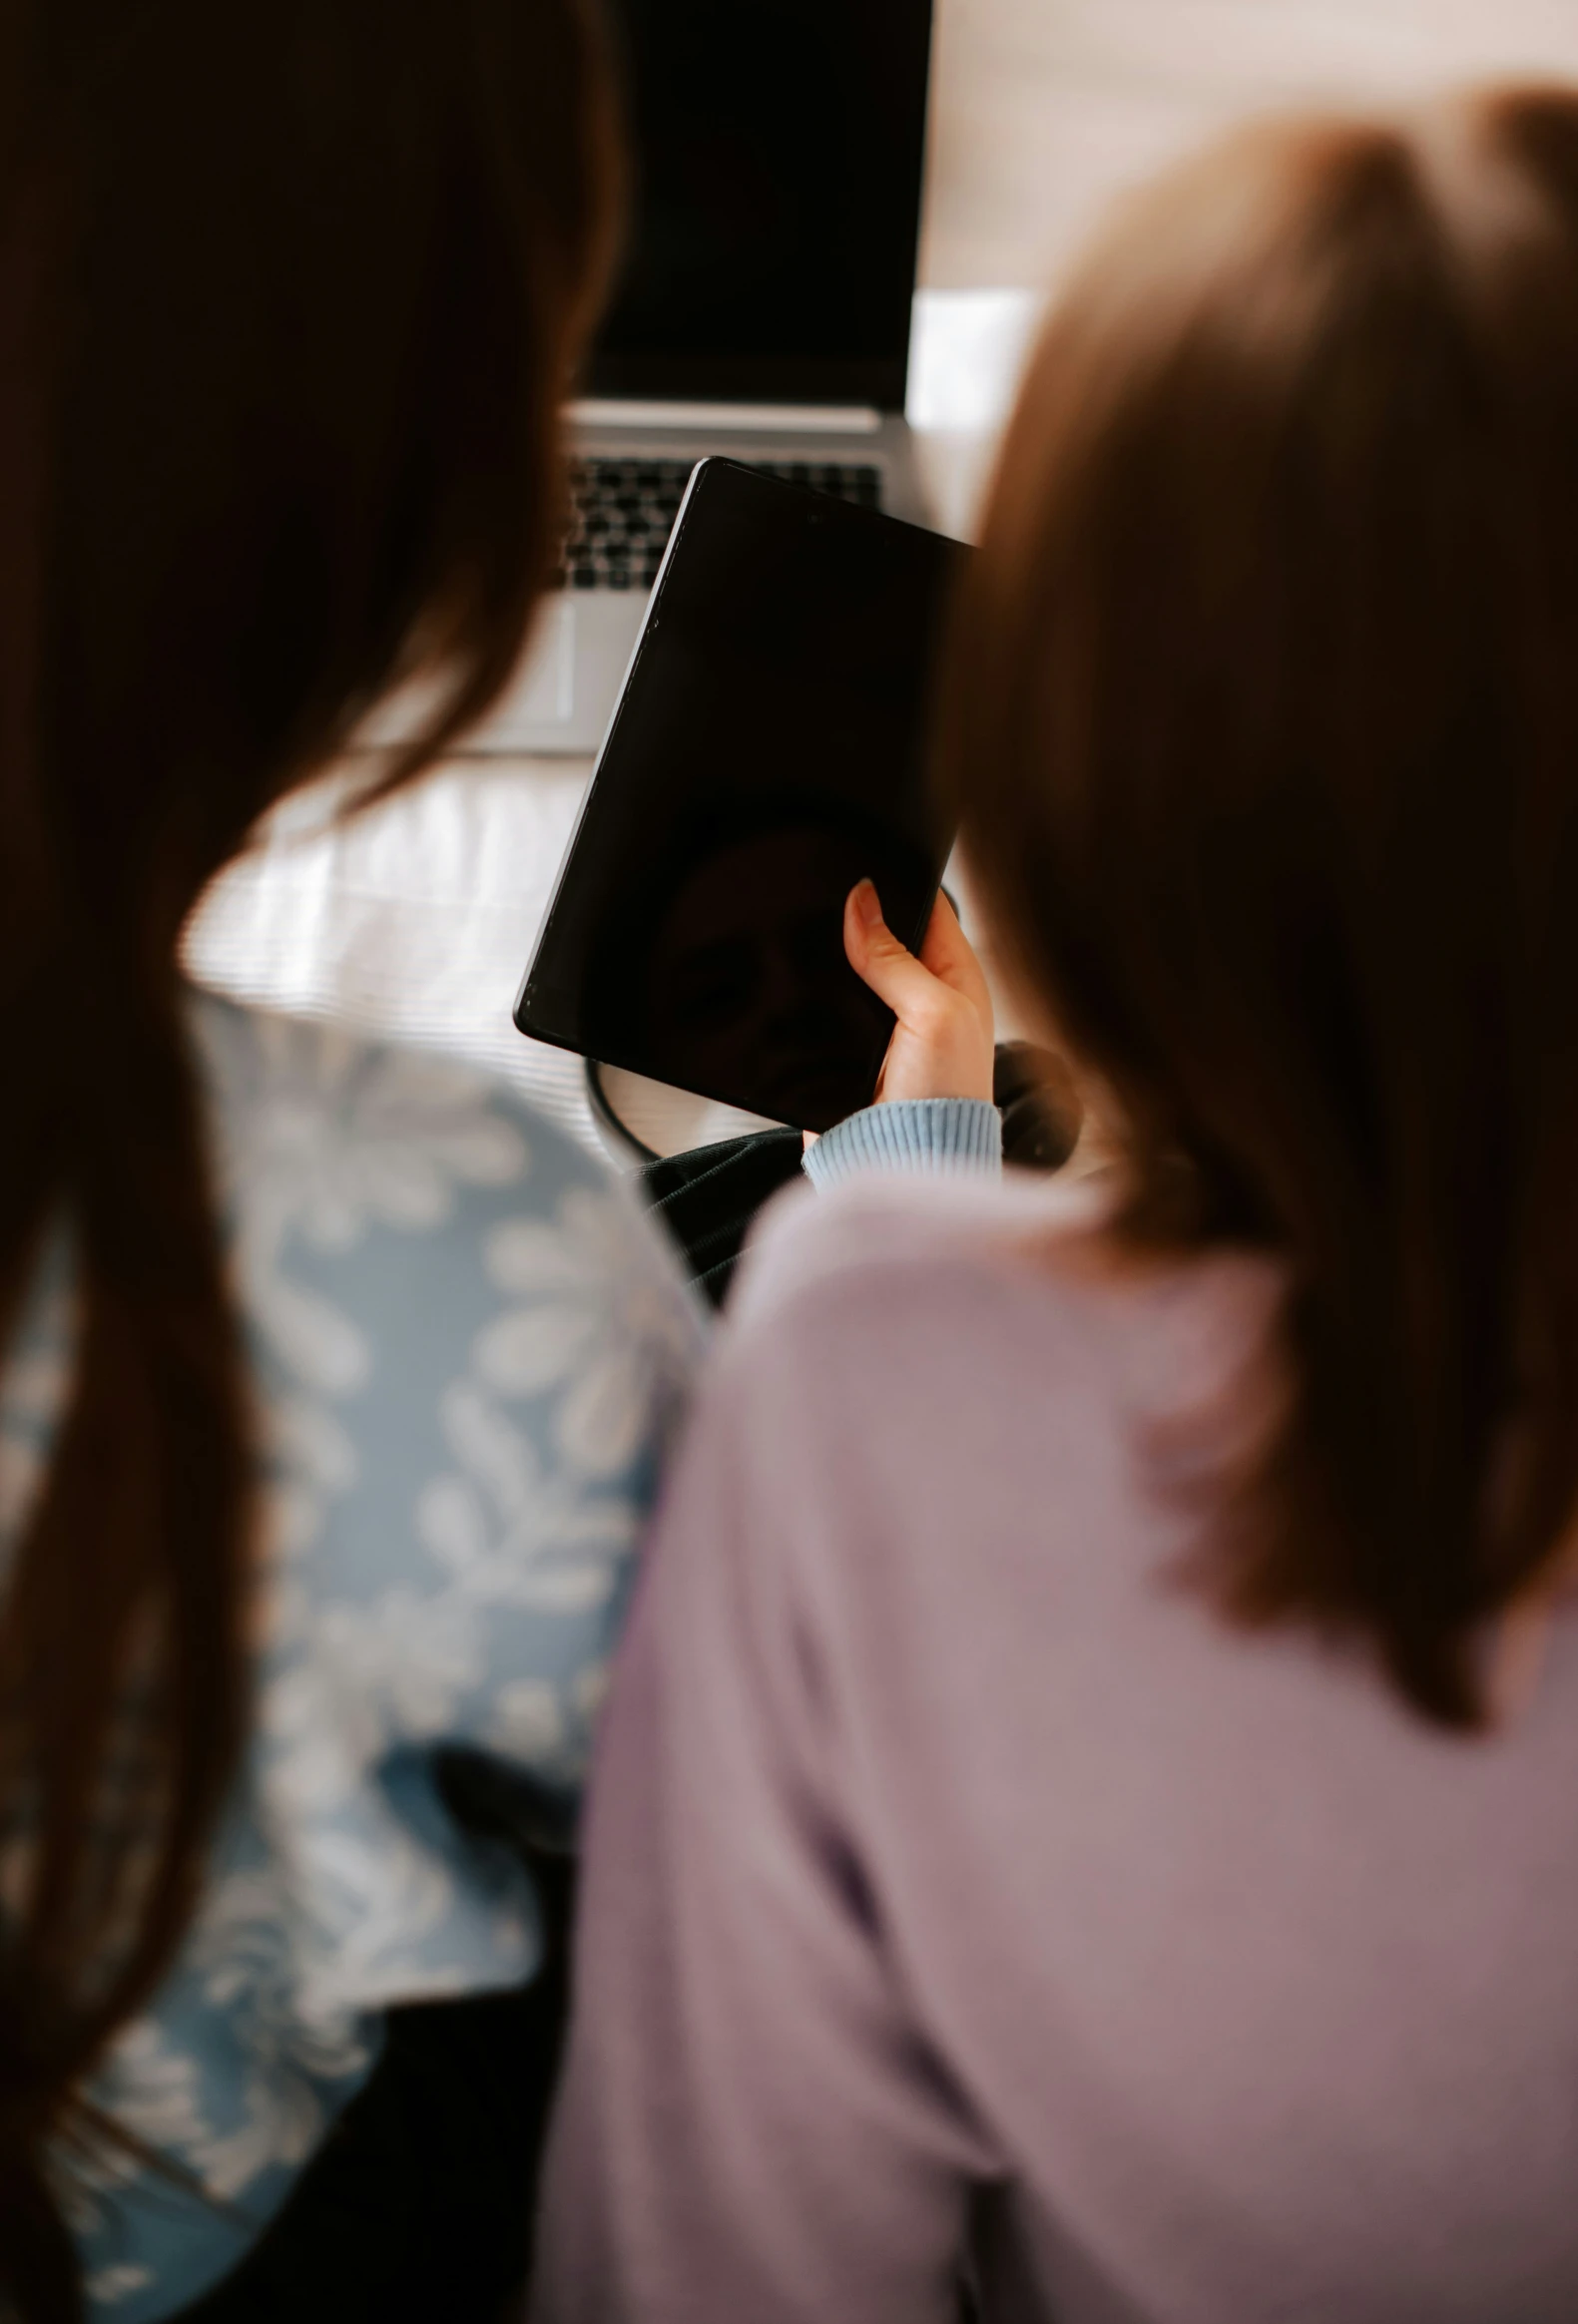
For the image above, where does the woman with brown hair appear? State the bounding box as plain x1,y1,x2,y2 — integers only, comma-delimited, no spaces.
535,88,1578,2322
0,2,653,2317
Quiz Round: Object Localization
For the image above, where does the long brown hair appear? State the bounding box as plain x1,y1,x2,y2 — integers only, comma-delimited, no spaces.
945,89,1578,1729
0,2,618,2312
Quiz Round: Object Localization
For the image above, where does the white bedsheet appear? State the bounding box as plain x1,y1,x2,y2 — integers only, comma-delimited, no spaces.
184,756,608,1147
184,752,808,1161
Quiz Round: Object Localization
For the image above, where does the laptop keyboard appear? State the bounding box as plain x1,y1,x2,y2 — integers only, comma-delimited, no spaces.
552,457,884,590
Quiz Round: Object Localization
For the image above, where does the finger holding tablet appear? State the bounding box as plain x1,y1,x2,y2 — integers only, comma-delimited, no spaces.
842,881,995,1105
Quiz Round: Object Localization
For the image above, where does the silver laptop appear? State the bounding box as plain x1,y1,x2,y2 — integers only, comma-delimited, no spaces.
370,0,936,757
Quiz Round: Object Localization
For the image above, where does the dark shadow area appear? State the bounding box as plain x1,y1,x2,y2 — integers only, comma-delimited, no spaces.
173,1762,576,2324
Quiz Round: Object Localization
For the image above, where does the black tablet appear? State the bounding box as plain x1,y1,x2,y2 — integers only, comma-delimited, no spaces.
513,459,966,1133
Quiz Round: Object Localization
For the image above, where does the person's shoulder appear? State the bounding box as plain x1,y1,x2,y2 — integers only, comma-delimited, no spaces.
727,1163,1283,1449
733,1165,1115,1340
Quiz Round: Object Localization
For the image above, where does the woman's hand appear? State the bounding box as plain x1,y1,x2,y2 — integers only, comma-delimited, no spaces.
844,879,995,1105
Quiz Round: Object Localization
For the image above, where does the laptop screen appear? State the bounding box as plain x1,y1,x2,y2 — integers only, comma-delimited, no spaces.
585,0,934,410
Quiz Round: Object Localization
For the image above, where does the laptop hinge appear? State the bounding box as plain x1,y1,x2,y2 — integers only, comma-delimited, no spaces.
570,399,884,434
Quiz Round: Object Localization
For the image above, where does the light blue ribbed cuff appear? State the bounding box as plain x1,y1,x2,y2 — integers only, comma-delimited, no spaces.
801,1098,1003,1187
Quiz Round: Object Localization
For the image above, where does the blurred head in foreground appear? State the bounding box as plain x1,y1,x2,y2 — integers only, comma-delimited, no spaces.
942,89,1578,1728
0,4,617,2313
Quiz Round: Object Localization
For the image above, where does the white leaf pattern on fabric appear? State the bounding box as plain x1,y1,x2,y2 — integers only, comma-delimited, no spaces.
476,1302,601,1399
86,2268,155,2306
487,1679,566,1760
249,1272,371,1398
481,1190,701,1478
0,996,705,2324
439,1378,543,1517
313,1588,485,1744
190,2070,325,2204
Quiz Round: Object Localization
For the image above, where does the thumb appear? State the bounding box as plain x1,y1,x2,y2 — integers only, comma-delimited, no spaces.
843,880,952,1024
918,888,994,1015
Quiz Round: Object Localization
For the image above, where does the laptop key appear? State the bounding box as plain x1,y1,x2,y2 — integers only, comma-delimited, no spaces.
561,456,885,589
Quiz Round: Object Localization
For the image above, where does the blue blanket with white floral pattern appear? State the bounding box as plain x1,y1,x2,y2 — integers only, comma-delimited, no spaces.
0,996,703,2319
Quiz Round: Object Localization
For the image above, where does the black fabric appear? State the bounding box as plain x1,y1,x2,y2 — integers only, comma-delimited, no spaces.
993,1043,1080,1173
639,1127,804,1308
170,1768,576,2324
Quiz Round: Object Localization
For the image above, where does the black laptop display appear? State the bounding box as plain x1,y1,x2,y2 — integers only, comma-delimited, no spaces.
588,0,935,408
514,461,966,1133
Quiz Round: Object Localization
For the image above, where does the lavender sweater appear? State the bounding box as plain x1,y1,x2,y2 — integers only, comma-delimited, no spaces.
531,1170,1578,2324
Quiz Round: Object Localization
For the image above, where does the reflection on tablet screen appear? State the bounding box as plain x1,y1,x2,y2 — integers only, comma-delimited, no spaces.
516,463,965,1132
633,811,926,1128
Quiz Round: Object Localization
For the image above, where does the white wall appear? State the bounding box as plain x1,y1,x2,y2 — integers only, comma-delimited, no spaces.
922,0,1578,287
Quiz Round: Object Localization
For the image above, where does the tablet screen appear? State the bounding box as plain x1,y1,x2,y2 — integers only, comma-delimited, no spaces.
515,461,965,1133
